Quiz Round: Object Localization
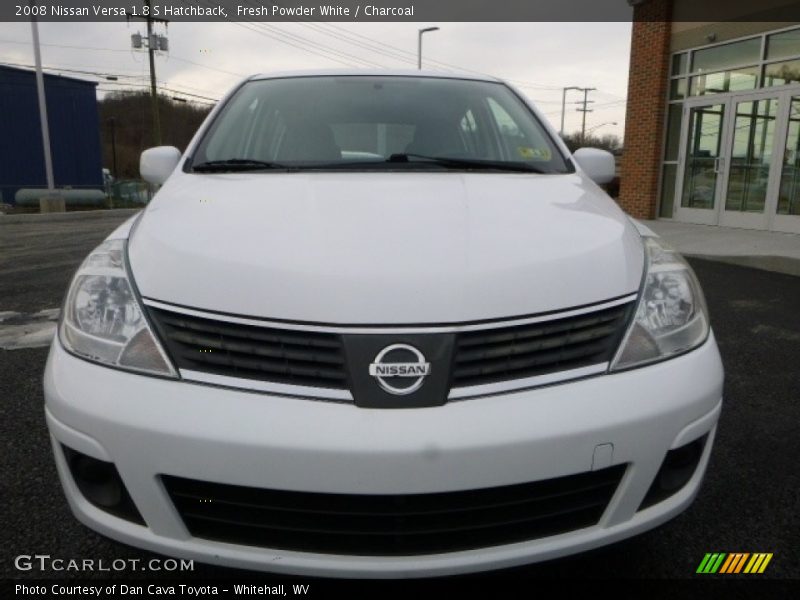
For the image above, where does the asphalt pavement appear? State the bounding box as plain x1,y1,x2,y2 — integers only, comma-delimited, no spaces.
0,210,139,314
1,212,798,583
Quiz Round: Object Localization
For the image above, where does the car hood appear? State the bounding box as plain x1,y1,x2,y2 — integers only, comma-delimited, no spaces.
128,171,643,324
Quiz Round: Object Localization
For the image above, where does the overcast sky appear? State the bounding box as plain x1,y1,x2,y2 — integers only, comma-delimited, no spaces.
0,21,632,139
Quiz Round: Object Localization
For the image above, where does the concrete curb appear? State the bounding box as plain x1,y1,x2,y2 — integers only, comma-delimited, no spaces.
0,208,141,225
686,253,800,277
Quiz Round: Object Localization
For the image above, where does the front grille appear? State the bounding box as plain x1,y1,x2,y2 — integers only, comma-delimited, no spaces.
162,465,626,556
148,298,633,397
148,308,348,389
451,302,632,388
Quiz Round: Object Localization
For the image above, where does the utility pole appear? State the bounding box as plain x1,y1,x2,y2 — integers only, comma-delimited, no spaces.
560,86,580,137
130,0,168,146
575,87,596,144
146,0,161,146
109,117,118,178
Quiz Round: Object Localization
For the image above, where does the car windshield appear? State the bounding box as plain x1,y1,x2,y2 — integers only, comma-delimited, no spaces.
190,76,571,173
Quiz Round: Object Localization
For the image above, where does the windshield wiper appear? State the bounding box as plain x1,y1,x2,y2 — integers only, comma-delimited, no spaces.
386,153,547,173
192,159,288,172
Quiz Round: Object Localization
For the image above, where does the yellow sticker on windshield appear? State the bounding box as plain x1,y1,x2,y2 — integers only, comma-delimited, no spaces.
518,147,551,161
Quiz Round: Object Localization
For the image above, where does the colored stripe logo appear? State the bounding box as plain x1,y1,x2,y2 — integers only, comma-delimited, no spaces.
697,553,773,574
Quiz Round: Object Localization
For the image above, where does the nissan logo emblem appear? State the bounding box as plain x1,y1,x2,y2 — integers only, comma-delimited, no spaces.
368,344,431,395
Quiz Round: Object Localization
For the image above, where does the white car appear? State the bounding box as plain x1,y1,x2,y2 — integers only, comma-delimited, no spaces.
44,70,723,578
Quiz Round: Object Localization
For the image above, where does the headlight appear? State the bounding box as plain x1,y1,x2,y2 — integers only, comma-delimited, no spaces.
59,239,177,377
611,236,709,370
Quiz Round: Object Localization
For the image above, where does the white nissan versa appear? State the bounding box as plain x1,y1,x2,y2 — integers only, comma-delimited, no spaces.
44,71,723,577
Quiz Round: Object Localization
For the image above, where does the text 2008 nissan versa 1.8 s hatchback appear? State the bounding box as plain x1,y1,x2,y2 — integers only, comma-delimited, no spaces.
44,71,723,577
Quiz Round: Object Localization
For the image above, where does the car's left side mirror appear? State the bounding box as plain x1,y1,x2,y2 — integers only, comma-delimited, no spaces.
573,148,616,185
140,146,182,185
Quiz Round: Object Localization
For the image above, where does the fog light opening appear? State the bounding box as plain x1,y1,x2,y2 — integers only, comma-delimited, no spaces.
72,454,123,507
639,435,708,511
61,445,145,525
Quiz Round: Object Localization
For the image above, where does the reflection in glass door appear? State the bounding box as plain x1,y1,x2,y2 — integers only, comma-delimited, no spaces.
720,96,778,229
677,103,727,225
774,96,800,233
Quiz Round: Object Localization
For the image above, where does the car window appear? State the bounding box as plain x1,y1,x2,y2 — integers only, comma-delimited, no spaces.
192,76,570,173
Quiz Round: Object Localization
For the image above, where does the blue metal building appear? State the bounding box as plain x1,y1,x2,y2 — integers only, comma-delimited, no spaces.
0,65,102,204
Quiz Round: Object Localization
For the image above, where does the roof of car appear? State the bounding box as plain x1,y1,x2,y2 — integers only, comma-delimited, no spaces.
249,69,503,83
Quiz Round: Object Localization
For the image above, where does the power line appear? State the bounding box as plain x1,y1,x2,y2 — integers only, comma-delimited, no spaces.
229,22,363,68
1,61,219,102
0,38,245,80
0,38,132,53
0,60,142,79
231,21,386,68
97,79,218,101
188,0,387,68
97,85,216,105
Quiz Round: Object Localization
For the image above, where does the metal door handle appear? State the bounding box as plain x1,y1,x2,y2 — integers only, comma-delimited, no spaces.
714,157,724,174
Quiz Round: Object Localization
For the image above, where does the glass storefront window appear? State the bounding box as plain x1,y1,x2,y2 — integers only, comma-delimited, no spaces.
670,78,687,100
778,97,800,215
766,29,800,61
689,66,759,96
691,38,761,73
672,53,688,76
763,59,800,86
666,30,800,231
725,99,777,213
681,104,725,210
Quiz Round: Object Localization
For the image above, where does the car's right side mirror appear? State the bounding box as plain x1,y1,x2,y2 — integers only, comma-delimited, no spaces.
140,146,182,185
573,148,616,185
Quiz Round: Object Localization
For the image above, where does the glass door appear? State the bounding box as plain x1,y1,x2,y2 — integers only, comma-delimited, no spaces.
772,94,800,233
675,100,730,225
719,92,781,230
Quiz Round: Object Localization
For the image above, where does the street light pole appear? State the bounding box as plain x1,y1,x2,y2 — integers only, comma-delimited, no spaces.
418,27,440,70
586,121,618,136
560,86,580,137
30,13,54,192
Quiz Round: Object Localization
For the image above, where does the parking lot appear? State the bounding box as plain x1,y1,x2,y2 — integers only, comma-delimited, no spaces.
1,211,798,580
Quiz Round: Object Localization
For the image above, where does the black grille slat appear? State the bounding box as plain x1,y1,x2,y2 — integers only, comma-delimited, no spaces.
168,330,345,365
455,323,619,364
452,304,632,388
456,311,623,350
148,307,348,389
179,352,347,384
162,465,626,556
156,313,342,350
453,340,611,381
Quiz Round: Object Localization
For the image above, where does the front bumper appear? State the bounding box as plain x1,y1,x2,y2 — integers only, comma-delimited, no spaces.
44,334,723,577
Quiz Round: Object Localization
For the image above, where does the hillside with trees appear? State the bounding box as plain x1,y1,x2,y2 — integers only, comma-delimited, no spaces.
560,131,622,154
98,92,212,179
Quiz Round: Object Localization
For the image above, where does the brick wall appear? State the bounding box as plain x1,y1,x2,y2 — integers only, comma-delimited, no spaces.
619,0,672,219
